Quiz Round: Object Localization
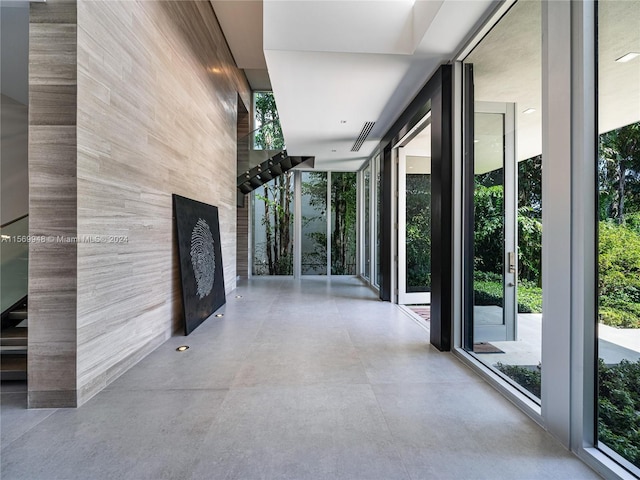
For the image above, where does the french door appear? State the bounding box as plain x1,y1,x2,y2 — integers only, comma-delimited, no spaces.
471,101,517,342
396,117,432,305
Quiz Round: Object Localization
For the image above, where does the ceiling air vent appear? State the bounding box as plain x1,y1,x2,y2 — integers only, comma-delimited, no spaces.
351,121,375,152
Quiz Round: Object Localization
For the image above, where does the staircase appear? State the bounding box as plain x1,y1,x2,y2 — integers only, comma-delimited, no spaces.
1,298,28,381
237,150,314,195
1,214,29,382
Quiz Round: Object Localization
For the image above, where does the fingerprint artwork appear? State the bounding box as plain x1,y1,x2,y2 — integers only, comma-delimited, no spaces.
190,218,216,299
174,194,226,335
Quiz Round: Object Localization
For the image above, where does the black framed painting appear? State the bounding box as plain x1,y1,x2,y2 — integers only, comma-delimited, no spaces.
173,194,226,335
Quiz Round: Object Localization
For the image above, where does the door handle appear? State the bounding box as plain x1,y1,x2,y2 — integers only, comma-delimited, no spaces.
508,251,516,274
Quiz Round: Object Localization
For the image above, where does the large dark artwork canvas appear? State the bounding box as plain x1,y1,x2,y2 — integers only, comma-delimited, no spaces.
173,194,226,335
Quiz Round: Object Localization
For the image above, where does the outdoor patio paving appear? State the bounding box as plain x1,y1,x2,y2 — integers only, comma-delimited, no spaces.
408,305,640,367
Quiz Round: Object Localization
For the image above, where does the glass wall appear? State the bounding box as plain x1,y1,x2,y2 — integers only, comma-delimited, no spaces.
331,172,357,275
463,0,543,400
252,174,294,275
596,0,640,470
363,166,371,280
375,155,382,287
359,155,381,290
301,172,328,275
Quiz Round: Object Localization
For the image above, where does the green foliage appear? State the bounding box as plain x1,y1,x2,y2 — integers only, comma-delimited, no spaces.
254,92,284,150
301,172,357,275
254,173,294,275
473,279,542,313
406,174,431,289
598,359,640,467
495,363,541,398
474,157,542,286
516,280,543,313
301,173,328,273
599,123,640,223
331,173,357,275
252,92,291,275
518,155,542,217
473,183,504,276
598,221,640,327
517,206,542,284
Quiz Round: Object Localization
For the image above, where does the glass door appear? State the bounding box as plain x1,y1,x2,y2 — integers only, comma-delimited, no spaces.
472,102,517,342
397,117,432,305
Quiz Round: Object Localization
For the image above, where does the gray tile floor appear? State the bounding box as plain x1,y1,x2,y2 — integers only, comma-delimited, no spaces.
1,277,600,479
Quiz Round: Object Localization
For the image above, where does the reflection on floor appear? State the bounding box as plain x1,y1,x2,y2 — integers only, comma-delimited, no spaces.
1,277,599,479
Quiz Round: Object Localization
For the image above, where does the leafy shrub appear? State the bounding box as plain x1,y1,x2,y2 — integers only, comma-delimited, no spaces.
474,184,505,275
495,362,541,398
598,359,640,467
474,280,542,313
518,206,542,284
599,305,640,329
599,221,640,328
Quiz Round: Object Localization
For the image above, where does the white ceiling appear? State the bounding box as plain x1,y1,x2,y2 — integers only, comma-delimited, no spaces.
212,0,640,173
212,0,498,170
263,0,498,170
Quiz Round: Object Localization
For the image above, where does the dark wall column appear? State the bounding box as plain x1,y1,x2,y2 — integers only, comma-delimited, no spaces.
379,64,454,351
430,66,453,351
379,145,393,301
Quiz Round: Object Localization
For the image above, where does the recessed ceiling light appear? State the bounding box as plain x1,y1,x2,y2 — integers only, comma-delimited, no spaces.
215,313,224,318
235,295,242,298
176,345,189,352
523,108,536,114
615,52,640,63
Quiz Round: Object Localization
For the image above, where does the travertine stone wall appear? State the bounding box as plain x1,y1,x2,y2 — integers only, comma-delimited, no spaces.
28,0,79,408
28,0,250,407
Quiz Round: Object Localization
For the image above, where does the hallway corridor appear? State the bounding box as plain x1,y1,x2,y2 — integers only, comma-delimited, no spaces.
1,277,598,479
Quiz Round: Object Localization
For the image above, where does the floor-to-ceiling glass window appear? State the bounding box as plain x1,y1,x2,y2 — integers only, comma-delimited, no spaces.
375,155,382,287
596,0,640,471
463,0,543,400
331,172,357,275
300,171,358,276
363,166,371,280
301,171,328,275
250,92,292,276
252,174,294,275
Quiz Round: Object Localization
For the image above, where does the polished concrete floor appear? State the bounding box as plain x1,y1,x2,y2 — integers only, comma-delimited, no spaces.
1,277,600,479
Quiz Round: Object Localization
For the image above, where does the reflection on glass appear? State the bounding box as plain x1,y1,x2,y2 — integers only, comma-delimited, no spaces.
464,0,542,401
331,172,357,275
364,166,371,279
597,0,640,469
252,174,294,275
301,172,328,275
406,166,431,293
